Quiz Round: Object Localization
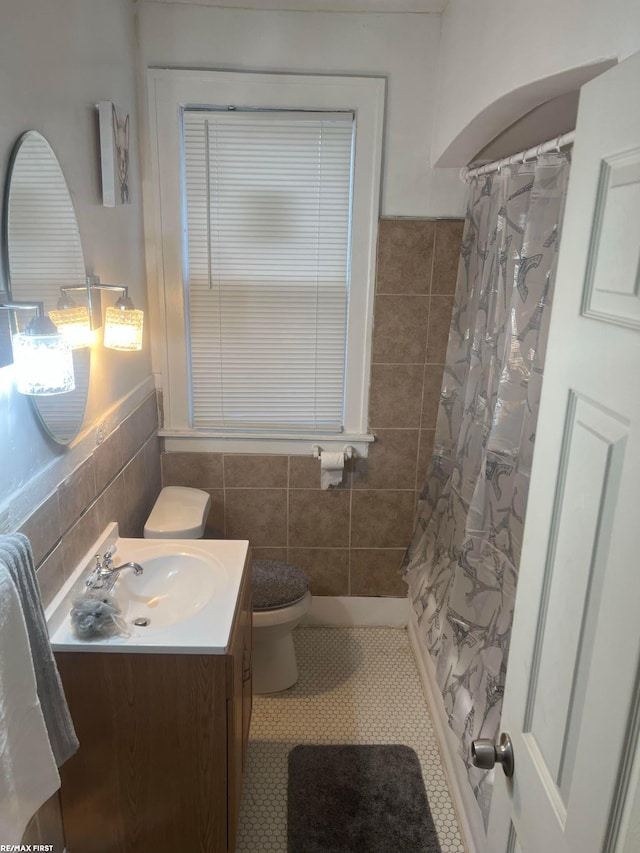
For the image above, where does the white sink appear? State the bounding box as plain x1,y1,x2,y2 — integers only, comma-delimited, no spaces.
118,551,218,628
46,524,249,655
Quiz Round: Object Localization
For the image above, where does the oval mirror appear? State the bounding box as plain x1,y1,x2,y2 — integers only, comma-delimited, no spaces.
4,131,90,444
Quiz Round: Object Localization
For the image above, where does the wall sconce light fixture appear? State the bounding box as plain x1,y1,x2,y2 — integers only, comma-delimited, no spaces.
49,293,92,349
55,276,144,352
0,301,75,395
103,294,144,351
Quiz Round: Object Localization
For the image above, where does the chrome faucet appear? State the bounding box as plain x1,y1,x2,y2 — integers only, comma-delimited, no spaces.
86,546,144,592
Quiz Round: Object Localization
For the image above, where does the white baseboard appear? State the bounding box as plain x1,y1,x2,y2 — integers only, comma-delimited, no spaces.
301,595,409,627
408,609,485,853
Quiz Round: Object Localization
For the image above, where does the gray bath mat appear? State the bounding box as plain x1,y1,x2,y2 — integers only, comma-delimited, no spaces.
288,744,442,853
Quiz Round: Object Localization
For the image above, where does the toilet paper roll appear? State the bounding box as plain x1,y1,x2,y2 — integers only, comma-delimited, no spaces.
319,451,345,490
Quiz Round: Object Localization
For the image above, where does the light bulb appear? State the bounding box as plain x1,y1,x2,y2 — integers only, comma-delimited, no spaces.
12,331,75,395
103,305,144,351
49,305,92,349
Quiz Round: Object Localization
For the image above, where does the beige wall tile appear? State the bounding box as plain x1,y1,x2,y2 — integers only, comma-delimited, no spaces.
162,451,224,489
288,489,350,548
19,491,61,567
376,219,434,294
139,392,159,441
58,457,97,535
417,430,436,491
426,295,454,364
369,363,424,429
144,434,162,503
251,547,288,563
289,456,321,489
352,429,419,491
432,220,464,295
350,548,407,596
224,454,288,488
120,392,158,462
204,489,225,538
421,364,444,429
95,473,127,536
61,502,100,576
225,489,287,546
93,427,125,494
288,547,349,596
371,295,429,363
36,544,65,608
351,490,415,549
119,404,144,465
122,449,150,538
15,395,161,609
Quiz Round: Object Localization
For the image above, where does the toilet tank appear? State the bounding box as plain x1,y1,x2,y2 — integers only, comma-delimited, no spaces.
144,486,212,539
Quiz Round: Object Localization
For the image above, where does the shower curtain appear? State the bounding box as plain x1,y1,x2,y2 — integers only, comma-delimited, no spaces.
403,152,571,827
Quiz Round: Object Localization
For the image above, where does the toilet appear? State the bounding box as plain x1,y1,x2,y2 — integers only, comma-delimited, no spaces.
144,488,311,694
251,561,311,694
144,486,211,539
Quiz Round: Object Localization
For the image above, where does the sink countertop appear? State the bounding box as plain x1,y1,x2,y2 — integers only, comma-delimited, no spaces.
45,523,250,655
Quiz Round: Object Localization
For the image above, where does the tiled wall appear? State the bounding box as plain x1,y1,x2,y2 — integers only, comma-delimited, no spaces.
19,392,161,609
161,218,463,598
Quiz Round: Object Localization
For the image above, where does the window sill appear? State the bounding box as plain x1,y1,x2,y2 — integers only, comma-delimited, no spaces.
159,430,374,458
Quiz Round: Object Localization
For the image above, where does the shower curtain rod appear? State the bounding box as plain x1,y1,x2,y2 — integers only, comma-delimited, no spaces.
460,130,575,181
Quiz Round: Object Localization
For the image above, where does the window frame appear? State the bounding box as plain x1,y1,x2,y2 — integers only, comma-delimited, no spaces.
145,69,385,455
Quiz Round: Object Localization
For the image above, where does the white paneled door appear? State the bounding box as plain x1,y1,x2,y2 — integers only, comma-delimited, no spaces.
484,51,640,853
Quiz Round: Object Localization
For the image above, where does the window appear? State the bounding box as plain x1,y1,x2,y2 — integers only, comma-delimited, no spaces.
184,109,353,431
147,70,384,455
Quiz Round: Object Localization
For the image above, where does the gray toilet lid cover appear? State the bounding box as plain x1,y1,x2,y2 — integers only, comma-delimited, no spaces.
252,560,310,611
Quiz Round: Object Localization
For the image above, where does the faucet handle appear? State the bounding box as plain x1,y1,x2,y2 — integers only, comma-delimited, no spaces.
93,549,114,577
86,558,103,588
98,547,115,572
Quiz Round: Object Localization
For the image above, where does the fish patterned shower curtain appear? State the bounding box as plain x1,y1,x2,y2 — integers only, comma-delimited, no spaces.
403,152,571,827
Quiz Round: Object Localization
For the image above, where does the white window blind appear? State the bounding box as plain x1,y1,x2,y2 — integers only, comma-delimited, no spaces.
182,109,355,432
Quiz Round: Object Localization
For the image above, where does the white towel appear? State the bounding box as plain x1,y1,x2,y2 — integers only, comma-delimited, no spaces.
0,565,61,844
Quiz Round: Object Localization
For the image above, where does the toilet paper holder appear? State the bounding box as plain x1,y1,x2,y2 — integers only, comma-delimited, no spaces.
312,445,354,461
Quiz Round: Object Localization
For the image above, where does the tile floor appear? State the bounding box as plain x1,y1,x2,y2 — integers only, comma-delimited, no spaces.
236,626,466,852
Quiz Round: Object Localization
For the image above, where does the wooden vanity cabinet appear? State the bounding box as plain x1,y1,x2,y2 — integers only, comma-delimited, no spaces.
56,549,252,853
227,556,253,851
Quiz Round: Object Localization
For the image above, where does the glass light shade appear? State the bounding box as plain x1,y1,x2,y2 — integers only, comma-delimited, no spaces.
49,305,92,349
103,306,144,351
11,331,75,395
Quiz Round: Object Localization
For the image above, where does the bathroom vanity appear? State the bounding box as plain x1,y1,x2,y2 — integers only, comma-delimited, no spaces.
47,529,252,853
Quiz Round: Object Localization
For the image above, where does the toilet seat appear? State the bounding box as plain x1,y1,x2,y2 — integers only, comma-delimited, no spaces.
252,591,312,627
252,560,310,611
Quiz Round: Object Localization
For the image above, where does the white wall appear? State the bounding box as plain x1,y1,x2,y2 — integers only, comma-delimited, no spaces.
433,0,640,166
0,0,152,516
137,1,466,217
